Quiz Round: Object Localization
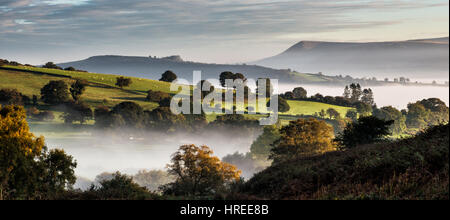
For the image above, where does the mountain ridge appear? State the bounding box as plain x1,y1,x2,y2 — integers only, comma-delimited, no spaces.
254,37,449,79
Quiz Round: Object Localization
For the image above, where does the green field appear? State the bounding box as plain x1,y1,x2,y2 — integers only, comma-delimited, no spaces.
0,65,354,125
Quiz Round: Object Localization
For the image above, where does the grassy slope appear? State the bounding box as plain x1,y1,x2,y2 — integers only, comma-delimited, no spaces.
0,65,353,123
237,124,449,200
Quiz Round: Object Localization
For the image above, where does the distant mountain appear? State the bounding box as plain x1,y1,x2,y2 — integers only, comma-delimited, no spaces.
253,37,449,80
58,55,303,83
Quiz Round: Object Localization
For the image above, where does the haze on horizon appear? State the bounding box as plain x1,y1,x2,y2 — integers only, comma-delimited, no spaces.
0,0,449,65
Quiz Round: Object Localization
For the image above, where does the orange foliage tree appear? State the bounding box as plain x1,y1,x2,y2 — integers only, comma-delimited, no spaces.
164,145,241,196
270,118,336,164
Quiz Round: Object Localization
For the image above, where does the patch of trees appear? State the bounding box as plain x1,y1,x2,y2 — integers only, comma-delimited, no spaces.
0,88,31,106
335,116,393,149
219,71,247,88
0,105,77,200
61,101,93,124
146,90,170,103
159,70,178,82
43,62,62,70
405,98,449,130
94,102,188,132
249,125,281,161
115,77,132,88
281,83,375,109
372,106,406,135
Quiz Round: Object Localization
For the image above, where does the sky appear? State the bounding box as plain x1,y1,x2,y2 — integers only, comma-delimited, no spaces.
0,0,448,65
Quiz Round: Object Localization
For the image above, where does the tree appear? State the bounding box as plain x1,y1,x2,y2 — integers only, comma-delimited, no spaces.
196,80,215,99
146,90,170,103
406,102,429,129
355,101,372,117
111,102,144,128
219,71,235,88
373,106,406,135
37,148,77,198
326,108,341,119
292,87,307,99
43,62,62,69
256,78,273,98
0,89,24,105
361,88,374,105
64,67,76,71
250,125,280,160
115,77,132,88
345,110,358,121
0,105,76,199
40,80,70,104
91,172,154,200
159,70,178,82
61,101,93,124
418,98,449,125
133,170,175,192
146,107,186,131
343,86,351,99
349,83,362,103
267,96,290,113
270,118,336,164
70,79,87,101
163,145,241,196
334,116,393,149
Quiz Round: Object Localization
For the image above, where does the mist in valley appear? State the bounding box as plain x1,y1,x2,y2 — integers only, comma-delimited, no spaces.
276,83,449,109
31,125,262,190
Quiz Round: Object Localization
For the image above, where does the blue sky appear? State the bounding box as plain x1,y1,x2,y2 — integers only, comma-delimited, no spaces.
0,0,448,64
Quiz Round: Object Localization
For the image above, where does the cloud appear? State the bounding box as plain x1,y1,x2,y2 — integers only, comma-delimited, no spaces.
0,0,448,64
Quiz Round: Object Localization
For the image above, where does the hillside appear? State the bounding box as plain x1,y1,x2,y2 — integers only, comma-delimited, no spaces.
254,37,449,80
0,65,353,123
57,55,328,84
237,124,449,200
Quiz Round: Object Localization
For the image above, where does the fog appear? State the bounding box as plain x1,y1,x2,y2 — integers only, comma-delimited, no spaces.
32,83,448,187
34,128,261,182
277,83,449,109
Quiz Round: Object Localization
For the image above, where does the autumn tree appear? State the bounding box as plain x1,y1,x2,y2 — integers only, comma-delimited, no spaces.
270,118,336,164
115,77,132,89
0,105,76,199
163,145,241,196
40,80,70,104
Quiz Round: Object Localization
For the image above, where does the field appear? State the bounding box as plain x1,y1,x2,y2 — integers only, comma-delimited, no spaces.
0,65,353,126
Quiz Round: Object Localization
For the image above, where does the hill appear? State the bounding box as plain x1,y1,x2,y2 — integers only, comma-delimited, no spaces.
57,55,329,84
254,37,449,80
237,124,449,200
0,65,353,123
